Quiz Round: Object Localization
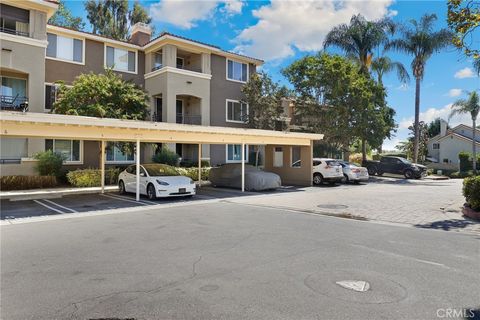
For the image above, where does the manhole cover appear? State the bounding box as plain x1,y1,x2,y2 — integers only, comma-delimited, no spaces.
317,204,349,209
336,280,370,292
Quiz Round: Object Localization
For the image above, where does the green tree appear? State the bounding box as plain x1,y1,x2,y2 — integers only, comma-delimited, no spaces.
426,118,445,137
85,0,152,41
48,0,85,30
449,91,480,175
282,53,396,161
396,121,429,161
371,56,410,85
447,0,480,58
386,14,452,163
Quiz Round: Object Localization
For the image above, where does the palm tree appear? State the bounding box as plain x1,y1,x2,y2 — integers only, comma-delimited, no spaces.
473,59,480,76
371,56,410,86
449,91,480,175
324,14,395,161
386,14,452,163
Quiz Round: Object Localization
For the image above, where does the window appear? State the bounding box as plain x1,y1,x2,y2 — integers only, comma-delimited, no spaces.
45,84,60,110
0,4,29,37
153,51,162,71
45,139,81,162
273,147,283,167
176,57,184,69
106,142,135,163
46,33,83,63
1,137,27,160
106,46,136,73
291,147,301,167
227,59,248,82
433,143,440,150
226,100,248,123
1,76,26,99
226,144,248,163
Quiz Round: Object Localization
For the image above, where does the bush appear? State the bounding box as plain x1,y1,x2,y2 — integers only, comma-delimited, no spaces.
0,175,57,190
349,153,363,165
66,168,120,187
152,148,179,166
459,152,472,172
449,170,475,179
176,167,211,181
463,176,480,211
34,150,64,177
179,159,211,168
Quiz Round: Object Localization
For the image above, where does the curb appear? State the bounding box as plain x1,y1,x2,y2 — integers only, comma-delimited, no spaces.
0,186,119,201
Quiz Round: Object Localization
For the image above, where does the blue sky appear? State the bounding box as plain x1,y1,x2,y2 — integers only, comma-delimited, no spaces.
65,0,478,150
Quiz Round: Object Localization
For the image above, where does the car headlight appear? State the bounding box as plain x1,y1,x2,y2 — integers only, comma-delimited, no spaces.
156,179,169,186
190,179,195,184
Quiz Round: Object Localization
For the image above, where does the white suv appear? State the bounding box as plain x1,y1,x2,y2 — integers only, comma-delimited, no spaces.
312,158,344,185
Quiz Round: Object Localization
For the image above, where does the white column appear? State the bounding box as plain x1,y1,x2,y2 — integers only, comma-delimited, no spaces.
241,142,245,192
100,140,105,194
136,139,140,201
198,143,202,187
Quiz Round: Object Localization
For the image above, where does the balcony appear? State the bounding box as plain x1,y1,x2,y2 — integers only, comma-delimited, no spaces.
176,113,201,125
0,95,28,112
1,4,30,38
0,26,29,38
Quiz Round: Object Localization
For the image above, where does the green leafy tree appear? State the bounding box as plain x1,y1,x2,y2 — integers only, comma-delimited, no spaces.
386,14,452,163
396,121,429,161
449,91,480,174
48,0,85,30
85,0,152,41
282,53,396,161
447,0,480,58
427,118,446,137
371,56,410,85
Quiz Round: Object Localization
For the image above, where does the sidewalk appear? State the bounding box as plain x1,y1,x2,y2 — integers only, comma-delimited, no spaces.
0,186,118,201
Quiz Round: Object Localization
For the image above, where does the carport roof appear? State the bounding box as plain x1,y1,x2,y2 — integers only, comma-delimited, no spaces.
0,112,323,146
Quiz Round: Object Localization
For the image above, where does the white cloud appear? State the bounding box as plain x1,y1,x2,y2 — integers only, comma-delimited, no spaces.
454,67,475,79
398,103,472,130
447,88,462,97
233,0,395,61
150,0,242,29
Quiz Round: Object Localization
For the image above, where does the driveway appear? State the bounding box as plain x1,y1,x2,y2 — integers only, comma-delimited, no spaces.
1,201,479,320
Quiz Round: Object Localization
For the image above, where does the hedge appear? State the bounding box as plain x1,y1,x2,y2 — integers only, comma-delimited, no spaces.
463,176,480,211
458,151,480,172
176,167,210,181
0,175,57,191
66,168,120,187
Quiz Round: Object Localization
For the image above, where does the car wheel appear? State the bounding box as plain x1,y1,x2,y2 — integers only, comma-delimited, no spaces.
118,180,126,194
147,184,157,200
342,174,349,183
353,180,360,185
313,173,324,185
367,166,377,176
404,169,414,179
376,170,384,176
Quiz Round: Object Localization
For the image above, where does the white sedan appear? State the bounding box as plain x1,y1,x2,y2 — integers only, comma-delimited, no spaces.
118,164,196,200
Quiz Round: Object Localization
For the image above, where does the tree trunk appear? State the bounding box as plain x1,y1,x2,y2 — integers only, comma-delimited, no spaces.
361,139,367,162
413,77,421,163
473,118,477,175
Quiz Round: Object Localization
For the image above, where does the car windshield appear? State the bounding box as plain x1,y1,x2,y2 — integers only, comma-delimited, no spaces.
326,160,340,166
398,158,412,164
143,164,180,176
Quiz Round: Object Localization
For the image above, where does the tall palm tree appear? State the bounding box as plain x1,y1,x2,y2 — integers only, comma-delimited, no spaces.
386,14,452,163
371,56,410,86
324,14,395,161
449,91,480,175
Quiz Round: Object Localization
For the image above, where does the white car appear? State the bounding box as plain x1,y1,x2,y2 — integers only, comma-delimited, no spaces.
312,158,344,185
337,161,369,184
118,164,196,200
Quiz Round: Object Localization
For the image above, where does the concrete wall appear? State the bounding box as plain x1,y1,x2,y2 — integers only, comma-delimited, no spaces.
264,144,313,186
45,39,145,88
438,136,480,165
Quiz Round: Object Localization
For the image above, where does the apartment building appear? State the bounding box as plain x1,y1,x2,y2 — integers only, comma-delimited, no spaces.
0,0,263,175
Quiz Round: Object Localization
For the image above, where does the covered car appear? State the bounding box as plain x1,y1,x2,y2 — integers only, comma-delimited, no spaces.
209,164,281,191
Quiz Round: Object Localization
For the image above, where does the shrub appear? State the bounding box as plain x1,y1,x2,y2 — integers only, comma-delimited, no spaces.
66,168,120,187
349,153,363,165
179,159,211,168
463,176,480,211
0,175,57,190
152,148,179,166
459,151,472,172
34,150,64,177
176,167,211,181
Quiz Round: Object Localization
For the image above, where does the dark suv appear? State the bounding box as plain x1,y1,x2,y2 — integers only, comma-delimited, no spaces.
363,156,427,179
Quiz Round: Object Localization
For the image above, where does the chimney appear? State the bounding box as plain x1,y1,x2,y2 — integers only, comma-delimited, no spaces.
440,119,447,136
130,22,152,46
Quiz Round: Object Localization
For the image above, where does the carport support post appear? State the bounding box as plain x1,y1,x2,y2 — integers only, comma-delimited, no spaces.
198,143,202,187
136,139,140,201
241,142,245,192
100,140,105,194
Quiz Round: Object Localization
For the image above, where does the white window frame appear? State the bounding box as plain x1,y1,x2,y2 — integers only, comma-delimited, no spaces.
291,146,302,168
226,58,249,83
44,82,72,112
104,43,138,74
225,144,249,163
176,57,185,69
225,99,248,123
105,142,136,164
433,143,440,150
46,139,83,164
46,33,85,65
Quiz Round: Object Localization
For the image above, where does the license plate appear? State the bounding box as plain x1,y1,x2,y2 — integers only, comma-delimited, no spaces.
179,188,186,193
336,168,340,172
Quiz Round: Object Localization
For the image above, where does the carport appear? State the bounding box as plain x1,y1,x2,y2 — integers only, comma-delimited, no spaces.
0,112,323,201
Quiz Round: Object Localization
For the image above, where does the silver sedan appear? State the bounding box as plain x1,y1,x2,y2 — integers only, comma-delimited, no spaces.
338,161,369,184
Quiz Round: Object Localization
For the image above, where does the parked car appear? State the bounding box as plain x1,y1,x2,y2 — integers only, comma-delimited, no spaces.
118,164,196,200
363,156,427,179
337,161,369,184
209,163,281,191
312,158,344,185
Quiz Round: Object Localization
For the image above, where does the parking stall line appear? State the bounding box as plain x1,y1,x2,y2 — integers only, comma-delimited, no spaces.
33,200,66,214
42,199,78,213
100,193,150,205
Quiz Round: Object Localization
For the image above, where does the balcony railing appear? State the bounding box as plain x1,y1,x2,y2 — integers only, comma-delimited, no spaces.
1,95,29,112
176,114,201,125
0,27,30,38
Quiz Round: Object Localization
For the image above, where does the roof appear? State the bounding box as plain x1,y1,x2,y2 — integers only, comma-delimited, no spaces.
46,25,264,65
0,112,323,146
437,132,480,145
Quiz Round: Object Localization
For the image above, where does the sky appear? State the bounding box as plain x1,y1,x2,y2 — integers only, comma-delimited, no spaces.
65,0,479,150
